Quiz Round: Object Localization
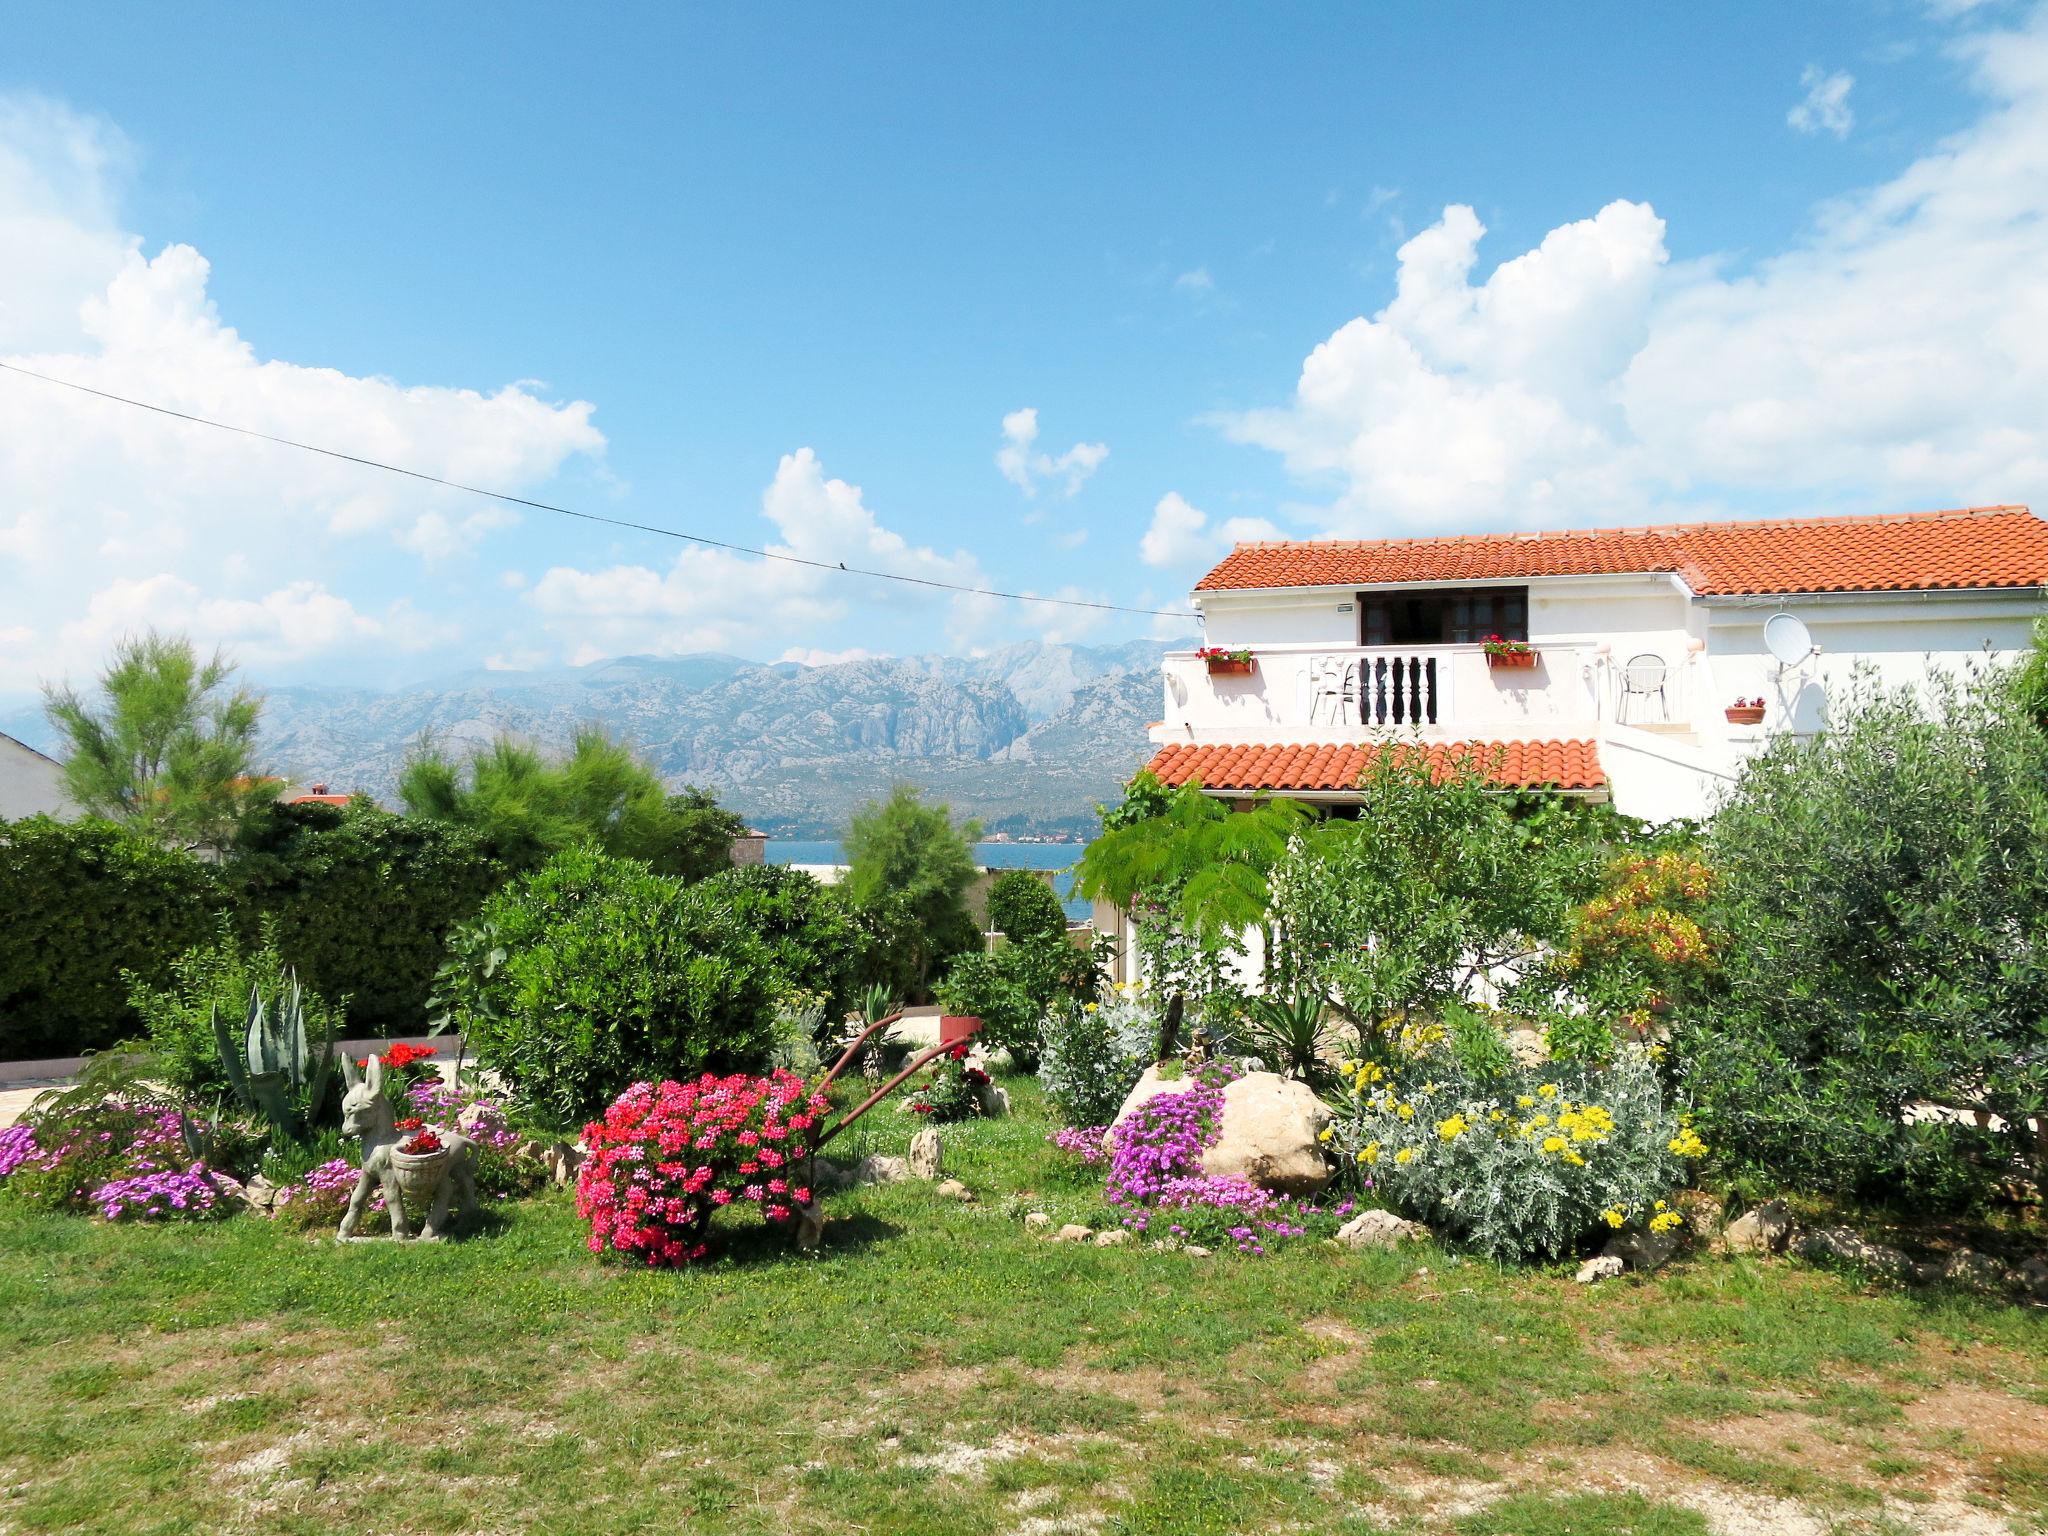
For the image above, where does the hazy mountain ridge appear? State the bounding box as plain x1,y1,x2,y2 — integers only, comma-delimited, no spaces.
0,640,1183,838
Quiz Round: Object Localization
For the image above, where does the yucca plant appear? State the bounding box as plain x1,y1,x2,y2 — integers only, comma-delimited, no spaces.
1242,991,1340,1094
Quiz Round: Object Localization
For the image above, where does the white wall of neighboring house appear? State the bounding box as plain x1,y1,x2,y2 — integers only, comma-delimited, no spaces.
0,733,72,821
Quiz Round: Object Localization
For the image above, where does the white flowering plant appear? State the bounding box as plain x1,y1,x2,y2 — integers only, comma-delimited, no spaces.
1038,983,1160,1128
1322,1041,1705,1264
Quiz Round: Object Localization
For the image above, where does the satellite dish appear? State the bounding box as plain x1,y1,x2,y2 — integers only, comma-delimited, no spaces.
1763,612,1814,668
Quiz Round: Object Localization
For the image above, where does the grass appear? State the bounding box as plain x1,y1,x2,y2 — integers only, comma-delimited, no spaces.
0,1075,2043,1535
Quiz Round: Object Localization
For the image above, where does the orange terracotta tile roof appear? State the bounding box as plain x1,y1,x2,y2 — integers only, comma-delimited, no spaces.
1194,505,2046,596
1144,739,1605,793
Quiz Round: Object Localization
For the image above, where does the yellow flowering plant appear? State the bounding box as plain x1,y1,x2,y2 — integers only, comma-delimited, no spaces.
1324,1042,1704,1263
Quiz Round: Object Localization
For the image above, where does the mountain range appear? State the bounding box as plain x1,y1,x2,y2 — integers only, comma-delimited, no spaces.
3,640,1187,838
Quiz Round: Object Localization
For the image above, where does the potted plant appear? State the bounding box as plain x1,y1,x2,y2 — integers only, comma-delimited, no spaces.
1482,634,1537,669
1196,645,1256,676
1725,696,1766,725
939,1014,983,1047
389,1119,450,1208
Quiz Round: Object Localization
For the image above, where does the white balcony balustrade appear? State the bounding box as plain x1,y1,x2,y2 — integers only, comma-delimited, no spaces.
1159,643,1620,740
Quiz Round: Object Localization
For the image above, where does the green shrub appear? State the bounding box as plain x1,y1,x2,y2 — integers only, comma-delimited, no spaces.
935,951,1035,1064
1325,1043,1700,1263
0,815,224,1058
986,869,1067,945
695,864,861,1026
938,934,1098,1069
1681,668,2048,1202
231,800,508,1034
1039,988,1156,1127
126,917,345,1101
463,847,780,1128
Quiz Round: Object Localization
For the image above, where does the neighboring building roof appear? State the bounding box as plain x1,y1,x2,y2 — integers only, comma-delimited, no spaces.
1194,504,2047,597
283,781,351,807
1144,739,1606,793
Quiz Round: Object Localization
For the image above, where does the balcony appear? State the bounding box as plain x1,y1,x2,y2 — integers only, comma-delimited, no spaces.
1157,643,1606,742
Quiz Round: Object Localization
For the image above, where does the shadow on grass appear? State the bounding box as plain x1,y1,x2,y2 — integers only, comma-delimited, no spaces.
708,1211,905,1266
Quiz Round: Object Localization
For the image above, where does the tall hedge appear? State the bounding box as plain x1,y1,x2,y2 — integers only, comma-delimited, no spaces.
228,800,510,1035
0,815,224,1058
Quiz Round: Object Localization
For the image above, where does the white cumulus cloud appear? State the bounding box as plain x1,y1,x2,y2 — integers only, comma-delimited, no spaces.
1139,492,1283,568
994,406,1109,497
0,93,604,692
1223,5,2048,535
527,448,988,657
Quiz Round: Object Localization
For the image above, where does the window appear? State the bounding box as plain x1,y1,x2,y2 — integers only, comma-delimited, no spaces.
1360,587,1527,646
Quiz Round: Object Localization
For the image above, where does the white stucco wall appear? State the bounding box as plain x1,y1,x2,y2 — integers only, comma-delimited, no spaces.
0,734,72,821
1166,576,2047,824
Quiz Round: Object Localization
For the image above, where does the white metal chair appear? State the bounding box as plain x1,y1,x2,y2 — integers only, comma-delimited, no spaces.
1618,652,1669,723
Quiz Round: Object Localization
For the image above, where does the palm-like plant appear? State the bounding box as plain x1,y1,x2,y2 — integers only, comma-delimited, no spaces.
1075,779,1314,1059
1242,992,1340,1093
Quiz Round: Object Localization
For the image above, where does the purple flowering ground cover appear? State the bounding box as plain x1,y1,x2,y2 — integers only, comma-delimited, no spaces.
0,1072,2043,1536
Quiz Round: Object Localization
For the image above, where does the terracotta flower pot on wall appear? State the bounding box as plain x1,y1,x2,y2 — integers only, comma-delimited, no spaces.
1485,650,1538,670
939,1015,983,1046
1725,705,1766,725
1204,657,1255,676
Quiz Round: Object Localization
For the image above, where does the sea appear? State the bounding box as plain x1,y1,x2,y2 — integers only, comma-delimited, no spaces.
767,839,1090,921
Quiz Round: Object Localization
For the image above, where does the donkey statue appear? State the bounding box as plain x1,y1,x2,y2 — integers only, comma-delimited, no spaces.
337,1051,480,1242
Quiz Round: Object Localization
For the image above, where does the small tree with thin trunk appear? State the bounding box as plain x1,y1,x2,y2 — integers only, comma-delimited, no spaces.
42,631,265,855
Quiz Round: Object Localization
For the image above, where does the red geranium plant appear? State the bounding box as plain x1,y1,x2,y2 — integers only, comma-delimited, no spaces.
576,1070,828,1267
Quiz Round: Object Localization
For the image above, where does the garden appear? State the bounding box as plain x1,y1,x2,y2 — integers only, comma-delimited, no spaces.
0,632,2045,1533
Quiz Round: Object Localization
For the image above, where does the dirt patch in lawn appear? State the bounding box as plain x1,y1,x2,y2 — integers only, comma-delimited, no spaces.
1906,1382,2048,1461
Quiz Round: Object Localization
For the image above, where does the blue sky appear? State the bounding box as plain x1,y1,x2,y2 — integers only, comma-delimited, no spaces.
3,1,2044,696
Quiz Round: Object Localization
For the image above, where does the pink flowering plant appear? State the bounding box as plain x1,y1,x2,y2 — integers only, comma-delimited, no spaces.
576,1070,828,1267
270,1156,383,1228
1047,1062,1349,1255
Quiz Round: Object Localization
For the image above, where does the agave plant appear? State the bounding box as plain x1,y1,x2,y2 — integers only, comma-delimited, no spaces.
1242,991,1340,1093
210,971,338,1143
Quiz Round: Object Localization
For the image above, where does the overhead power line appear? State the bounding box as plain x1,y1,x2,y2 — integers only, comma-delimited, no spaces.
0,360,1197,620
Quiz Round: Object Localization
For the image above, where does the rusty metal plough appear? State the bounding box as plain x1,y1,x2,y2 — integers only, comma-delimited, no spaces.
789,1013,968,1246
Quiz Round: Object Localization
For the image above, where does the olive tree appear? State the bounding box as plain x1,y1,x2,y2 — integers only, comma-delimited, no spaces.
1681,666,2048,1200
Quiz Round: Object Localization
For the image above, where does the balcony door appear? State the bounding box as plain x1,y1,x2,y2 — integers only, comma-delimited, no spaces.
1360,586,1527,647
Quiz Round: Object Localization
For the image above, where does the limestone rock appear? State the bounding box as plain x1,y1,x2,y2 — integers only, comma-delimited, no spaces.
1110,1066,1332,1195
237,1174,279,1214
809,1157,857,1192
855,1154,911,1186
908,1127,944,1181
2017,1255,2048,1301
1575,1254,1624,1285
979,1083,1011,1119
1094,1229,1131,1247
1053,1223,1093,1243
1675,1190,1725,1241
1183,1244,1211,1258
455,1103,493,1137
933,1178,974,1201
544,1141,584,1187
1024,1211,1051,1231
1334,1209,1430,1249
1603,1222,1681,1273
1942,1249,2013,1292
792,1201,825,1251
1795,1225,1917,1283
1721,1200,1792,1256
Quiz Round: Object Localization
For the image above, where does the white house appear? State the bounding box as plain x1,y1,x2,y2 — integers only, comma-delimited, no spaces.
0,732,72,821
1143,504,2048,823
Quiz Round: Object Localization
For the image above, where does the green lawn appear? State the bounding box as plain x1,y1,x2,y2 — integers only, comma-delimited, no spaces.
1,1077,2044,1536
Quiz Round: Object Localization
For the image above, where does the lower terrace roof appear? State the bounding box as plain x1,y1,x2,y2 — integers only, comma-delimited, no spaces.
1143,739,1606,794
